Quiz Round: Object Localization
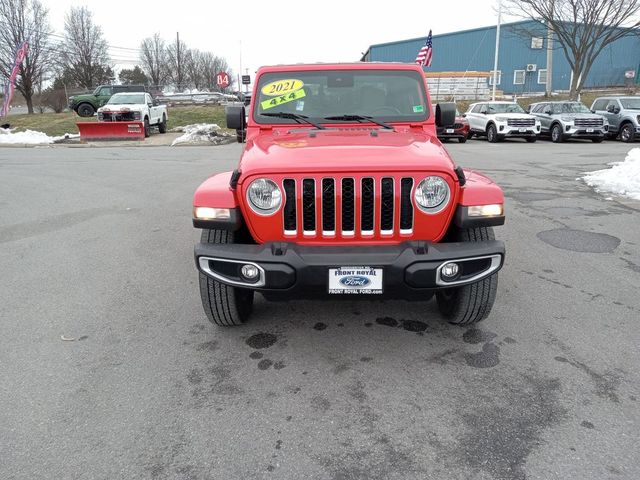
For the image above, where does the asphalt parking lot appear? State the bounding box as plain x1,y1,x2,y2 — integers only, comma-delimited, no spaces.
1,139,639,480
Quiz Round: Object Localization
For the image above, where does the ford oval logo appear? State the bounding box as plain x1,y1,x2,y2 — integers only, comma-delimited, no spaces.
340,276,371,287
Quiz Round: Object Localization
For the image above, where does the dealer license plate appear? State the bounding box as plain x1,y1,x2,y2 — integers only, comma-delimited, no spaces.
586,128,594,133
519,128,527,133
328,266,383,294
445,128,454,133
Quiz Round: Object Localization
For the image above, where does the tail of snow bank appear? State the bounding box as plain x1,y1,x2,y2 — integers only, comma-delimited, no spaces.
582,148,640,200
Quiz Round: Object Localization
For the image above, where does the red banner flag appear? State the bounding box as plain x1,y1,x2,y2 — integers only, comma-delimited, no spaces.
1,42,29,118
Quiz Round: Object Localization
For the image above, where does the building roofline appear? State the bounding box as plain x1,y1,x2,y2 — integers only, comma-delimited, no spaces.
366,19,538,49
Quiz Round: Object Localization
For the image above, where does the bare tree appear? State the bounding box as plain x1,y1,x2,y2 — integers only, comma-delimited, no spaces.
199,53,234,91
0,0,53,114
140,33,167,88
60,6,112,89
185,49,206,90
166,34,187,91
503,0,640,99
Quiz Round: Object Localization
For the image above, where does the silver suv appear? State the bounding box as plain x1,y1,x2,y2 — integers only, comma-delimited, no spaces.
591,96,640,143
529,101,608,143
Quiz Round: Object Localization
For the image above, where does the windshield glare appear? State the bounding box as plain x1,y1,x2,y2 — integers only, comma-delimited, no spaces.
552,103,590,114
254,69,428,124
107,94,145,105
620,98,640,109
487,103,525,114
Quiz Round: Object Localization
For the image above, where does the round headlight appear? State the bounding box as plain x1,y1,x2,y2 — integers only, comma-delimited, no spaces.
247,178,282,214
415,176,450,212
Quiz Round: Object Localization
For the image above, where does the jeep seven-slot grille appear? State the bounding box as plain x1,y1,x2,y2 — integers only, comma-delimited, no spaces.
574,118,604,127
507,118,535,127
283,177,414,237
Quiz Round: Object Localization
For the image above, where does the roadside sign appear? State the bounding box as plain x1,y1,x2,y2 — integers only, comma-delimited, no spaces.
216,71,230,89
242,75,251,85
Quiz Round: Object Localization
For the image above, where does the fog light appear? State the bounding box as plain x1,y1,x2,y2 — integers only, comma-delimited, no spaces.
241,264,259,280
441,262,459,279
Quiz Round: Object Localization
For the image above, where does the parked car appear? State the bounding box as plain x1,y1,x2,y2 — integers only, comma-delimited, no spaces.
96,92,167,137
528,101,608,143
435,107,470,143
194,62,506,327
69,84,147,117
591,96,640,143
465,101,541,143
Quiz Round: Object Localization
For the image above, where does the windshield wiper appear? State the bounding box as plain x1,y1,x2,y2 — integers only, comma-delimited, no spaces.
324,115,394,130
261,112,325,130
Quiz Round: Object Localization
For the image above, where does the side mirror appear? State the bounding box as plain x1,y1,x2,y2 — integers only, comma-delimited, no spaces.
435,102,456,127
226,104,246,130
461,113,467,118
591,109,596,114
614,107,621,114
153,99,160,106
543,107,552,115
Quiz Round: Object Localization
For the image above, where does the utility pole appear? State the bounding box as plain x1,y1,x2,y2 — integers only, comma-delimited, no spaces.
492,0,502,101
545,0,554,96
176,32,181,92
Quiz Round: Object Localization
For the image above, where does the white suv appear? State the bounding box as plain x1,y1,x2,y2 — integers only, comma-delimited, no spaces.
465,101,541,143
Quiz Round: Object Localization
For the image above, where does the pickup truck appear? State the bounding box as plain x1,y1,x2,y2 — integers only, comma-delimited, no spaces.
69,84,147,117
192,63,505,328
97,92,167,137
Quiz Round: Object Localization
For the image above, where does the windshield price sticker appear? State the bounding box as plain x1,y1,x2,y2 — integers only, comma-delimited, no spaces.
261,79,304,96
261,88,307,110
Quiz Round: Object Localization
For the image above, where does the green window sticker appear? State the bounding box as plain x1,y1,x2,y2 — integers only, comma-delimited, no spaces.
261,89,307,110
413,105,424,113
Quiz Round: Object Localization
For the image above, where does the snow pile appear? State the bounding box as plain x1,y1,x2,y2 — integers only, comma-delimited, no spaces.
171,123,235,146
0,127,79,145
582,148,640,200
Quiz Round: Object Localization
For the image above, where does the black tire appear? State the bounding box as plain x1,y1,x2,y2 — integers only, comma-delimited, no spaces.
77,103,95,117
551,123,564,143
436,227,498,326
458,136,467,143
620,123,635,143
525,136,537,143
467,131,474,139
158,115,167,134
199,229,254,326
592,137,604,143
441,137,450,143
144,117,150,137
487,124,499,143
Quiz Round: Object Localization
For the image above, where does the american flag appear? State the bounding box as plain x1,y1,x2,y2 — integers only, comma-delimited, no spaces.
415,30,433,67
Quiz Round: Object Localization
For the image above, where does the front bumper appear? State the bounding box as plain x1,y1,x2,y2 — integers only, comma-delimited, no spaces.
497,124,540,137
564,126,607,138
195,240,505,298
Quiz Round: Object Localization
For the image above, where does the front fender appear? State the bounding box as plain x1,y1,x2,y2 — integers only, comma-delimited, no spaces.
459,169,504,206
193,171,243,230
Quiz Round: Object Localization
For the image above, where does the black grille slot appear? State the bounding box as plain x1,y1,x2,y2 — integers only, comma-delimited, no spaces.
322,178,335,232
400,178,414,231
283,179,296,232
380,178,394,232
361,178,374,232
302,179,315,232
341,178,355,232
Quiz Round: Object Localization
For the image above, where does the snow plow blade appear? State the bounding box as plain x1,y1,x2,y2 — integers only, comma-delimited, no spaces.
77,121,145,141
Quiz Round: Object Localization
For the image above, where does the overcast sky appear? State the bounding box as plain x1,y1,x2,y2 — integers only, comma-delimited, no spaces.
43,0,515,84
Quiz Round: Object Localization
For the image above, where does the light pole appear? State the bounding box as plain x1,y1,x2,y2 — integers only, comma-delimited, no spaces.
492,0,502,101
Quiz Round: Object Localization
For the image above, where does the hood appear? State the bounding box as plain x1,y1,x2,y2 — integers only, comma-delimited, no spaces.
494,112,536,119
98,104,143,112
239,127,456,178
553,113,603,120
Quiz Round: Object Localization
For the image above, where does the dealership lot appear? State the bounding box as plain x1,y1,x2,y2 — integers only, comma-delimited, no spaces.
1,140,639,479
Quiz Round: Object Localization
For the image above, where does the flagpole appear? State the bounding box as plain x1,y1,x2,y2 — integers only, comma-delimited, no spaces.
492,0,502,101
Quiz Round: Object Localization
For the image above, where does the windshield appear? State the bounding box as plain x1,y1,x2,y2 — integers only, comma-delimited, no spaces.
107,94,146,105
620,98,640,109
552,102,590,114
253,69,428,125
487,103,525,114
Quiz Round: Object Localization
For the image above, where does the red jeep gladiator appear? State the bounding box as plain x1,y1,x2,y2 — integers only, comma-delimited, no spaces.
193,63,505,327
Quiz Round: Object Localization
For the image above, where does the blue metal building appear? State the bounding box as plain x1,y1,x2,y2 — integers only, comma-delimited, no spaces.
362,20,640,94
